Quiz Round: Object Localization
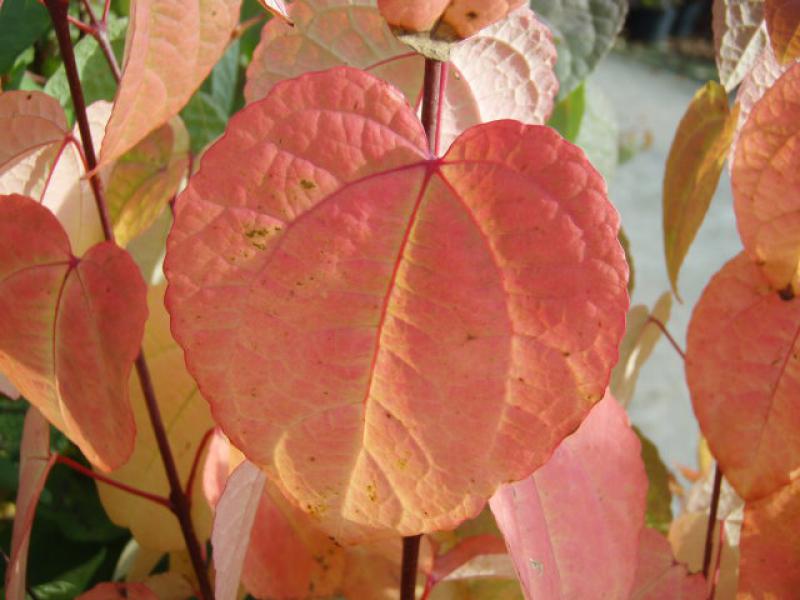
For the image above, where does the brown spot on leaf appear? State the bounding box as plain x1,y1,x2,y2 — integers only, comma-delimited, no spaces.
300,179,316,190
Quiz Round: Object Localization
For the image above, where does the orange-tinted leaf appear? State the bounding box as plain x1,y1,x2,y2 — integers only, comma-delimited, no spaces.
212,460,266,600
765,0,800,63
107,117,189,247
686,252,800,500
166,67,628,542
713,0,768,91
733,61,800,290
245,2,557,150
378,0,524,39
429,535,508,584
489,395,647,599
0,371,19,398
5,408,55,600
610,292,672,407
739,478,800,597
97,284,214,551
664,82,737,298
0,194,146,471
77,582,159,600
629,528,706,600
99,0,241,166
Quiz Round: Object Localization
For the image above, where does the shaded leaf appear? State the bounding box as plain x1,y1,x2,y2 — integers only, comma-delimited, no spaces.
574,83,619,181
765,0,800,63
548,82,586,142
107,117,189,246
733,61,800,290
663,81,737,299
0,194,146,471
712,0,767,91
530,0,628,97
43,16,127,123
97,283,214,551
212,460,267,600
31,549,107,600
0,0,50,75
739,477,800,598
629,528,705,600
429,578,524,600
610,292,672,408
636,428,673,534
686,252,800,500
489,395,647,599
99,0,241,166
5,408,54,600
166,67,629,542
245,1,558,150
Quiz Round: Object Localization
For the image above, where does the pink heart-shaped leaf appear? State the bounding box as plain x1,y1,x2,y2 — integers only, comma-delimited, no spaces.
0,194,146,471
165,67,628,542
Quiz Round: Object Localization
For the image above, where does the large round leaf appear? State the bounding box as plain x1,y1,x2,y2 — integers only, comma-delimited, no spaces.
165,67,629,542
686,252,800,500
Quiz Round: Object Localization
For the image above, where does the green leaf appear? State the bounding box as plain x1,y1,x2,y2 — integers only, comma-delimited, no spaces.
0,0,51,75
635,428,673,534
574,84,619,181
28,549,106,600
209,39,240,115
547,83,586,142
43,16,128,123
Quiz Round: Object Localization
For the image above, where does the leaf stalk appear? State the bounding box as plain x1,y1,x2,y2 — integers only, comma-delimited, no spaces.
43,2,213,598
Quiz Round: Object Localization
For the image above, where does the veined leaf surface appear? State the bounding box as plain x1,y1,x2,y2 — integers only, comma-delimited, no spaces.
489,395,647,599
733,61,800,291
713,0,767,91
629,528,706,600
529,0,628,97
663,82,737,298
245,1,558,150
165,67,629,542
739,477,800,597
686,253,800,500
765,0,800,63
0,194,146,471
98,0,241,166
97,284,214,551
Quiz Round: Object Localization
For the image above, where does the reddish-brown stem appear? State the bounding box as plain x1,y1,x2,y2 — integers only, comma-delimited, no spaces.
647,316,686,360
232,12,268,40
399,57,444,600
185,427,215,499
79,0,121,83
55,454,172,508
400,534,422,600
421,58,443,156
707,516,725,599
43,2,213,598
67,15,94,35
702,465,723,578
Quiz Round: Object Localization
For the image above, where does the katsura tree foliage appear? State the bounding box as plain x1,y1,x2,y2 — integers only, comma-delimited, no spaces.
0,0,797,598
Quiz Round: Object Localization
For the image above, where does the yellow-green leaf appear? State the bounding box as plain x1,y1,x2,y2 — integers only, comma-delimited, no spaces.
663,81,738,299
107,117,189,247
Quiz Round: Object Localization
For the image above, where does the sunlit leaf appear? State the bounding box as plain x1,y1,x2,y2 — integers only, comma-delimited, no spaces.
0,194,146,471
733,61,800,290
258,0,292,21
712,0,767,91
530,0,628,97
166,67,629,542
610,292,672,407
106,117,189,246
4,408,55,600
664,82,737,299
489,395,647,599
99,0,241,166
378,0,524,39
629,528,705,600
739,477,800,597
547,82,586,142
245,1,558,150
212,460,267,600
686,252,800,500
97,283,213,551
765,0,800,63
